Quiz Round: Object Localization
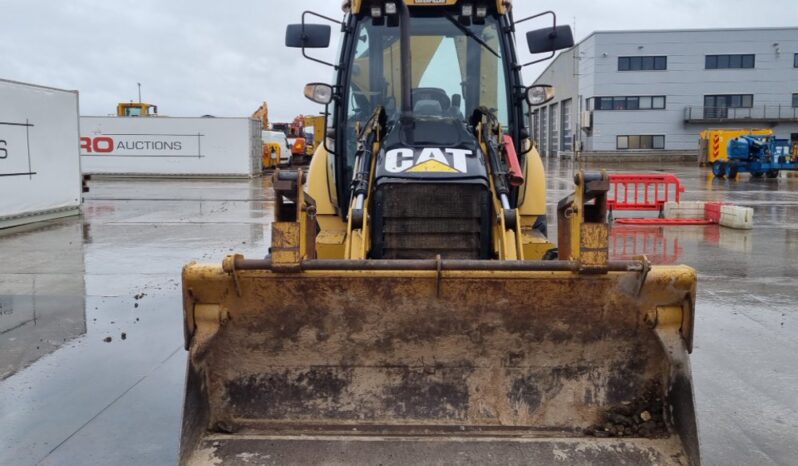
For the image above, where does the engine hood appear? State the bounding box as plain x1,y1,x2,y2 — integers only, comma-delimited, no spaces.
374,117,488,186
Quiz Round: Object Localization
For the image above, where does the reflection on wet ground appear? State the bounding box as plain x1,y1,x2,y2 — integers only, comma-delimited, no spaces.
609,224,754,263
0,222,86,380
1,163,797,465
0,178,272,466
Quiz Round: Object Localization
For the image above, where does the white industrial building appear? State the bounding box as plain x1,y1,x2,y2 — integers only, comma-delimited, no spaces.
531,27,798,159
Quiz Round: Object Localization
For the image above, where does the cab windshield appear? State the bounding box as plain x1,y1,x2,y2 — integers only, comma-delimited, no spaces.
346,15,508,127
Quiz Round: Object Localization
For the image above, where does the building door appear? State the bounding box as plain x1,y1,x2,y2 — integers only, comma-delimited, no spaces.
540,107,548,157
704,94,753,119
549,103,559,157
560,99,572,153
704,95,727,119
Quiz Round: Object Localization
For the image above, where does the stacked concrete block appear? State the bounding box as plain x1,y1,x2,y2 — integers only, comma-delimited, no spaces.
662,201,754,230
719,205,754,230
664,201,706,219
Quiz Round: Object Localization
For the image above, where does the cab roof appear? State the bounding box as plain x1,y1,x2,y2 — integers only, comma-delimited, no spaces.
343,0,511,15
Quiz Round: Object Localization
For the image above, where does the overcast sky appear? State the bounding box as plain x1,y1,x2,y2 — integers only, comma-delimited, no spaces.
2,0,796,121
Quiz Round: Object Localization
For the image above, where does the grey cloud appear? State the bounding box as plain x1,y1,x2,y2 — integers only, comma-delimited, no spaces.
1,0,795,120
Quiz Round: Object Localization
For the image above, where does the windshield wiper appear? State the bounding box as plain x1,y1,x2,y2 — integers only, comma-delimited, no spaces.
443,13,500,58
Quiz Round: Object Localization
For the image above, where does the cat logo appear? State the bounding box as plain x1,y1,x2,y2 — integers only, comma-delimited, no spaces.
385,147,471,174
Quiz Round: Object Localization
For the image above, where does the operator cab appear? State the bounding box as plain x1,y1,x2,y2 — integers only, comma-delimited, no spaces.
117,102,158,117
344,10,508,125
287,1,572,258
288,1,571,217
336,3,514,200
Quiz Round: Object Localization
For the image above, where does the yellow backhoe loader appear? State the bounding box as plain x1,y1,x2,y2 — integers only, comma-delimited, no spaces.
180,1,700,464
252,101,284,169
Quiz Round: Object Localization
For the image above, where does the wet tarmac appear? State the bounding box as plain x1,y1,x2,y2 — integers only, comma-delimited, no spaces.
1,162,797,465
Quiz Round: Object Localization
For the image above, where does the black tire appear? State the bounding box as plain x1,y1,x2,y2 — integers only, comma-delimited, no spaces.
712,161,726,178
767,170,779,179
752,172,764,178
726,164,738,179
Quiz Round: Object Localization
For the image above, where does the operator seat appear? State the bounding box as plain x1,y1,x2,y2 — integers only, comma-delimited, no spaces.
414,100,443,116
412,87,450,117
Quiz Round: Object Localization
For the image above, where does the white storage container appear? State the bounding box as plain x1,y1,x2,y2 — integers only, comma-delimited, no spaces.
0,79,81,229
80,116,261,177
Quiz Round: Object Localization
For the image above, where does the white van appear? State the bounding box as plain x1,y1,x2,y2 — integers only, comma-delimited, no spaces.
261,130,293,167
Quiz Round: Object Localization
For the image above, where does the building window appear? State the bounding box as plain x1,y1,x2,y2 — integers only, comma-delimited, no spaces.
794,53,798,68
618,56,667,71
793,94,798,108
705,54,755,69
589,96,666,110
617,135,666,150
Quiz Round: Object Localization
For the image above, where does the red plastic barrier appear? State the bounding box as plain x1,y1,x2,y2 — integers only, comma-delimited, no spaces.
610,225,682,264
607,174,685,214
704,202,727,224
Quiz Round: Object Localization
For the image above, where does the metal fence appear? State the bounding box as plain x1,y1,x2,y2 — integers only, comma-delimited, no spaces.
685,106,798,122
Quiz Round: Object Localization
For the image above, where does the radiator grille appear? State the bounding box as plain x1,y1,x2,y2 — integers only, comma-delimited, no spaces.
371,183,491,259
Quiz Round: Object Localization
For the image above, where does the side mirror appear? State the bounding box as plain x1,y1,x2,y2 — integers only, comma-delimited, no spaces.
285,24,331,49
526,85,555,106
304,83,334,105
527,25,574,54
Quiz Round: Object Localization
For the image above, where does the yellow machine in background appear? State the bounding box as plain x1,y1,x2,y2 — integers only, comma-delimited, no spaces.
179,2,701,464
302,115,326,156
116,102,158,117
252,101,281,169
699,128,773,165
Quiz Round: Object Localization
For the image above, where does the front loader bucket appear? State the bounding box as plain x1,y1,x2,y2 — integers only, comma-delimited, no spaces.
180,259,699,465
